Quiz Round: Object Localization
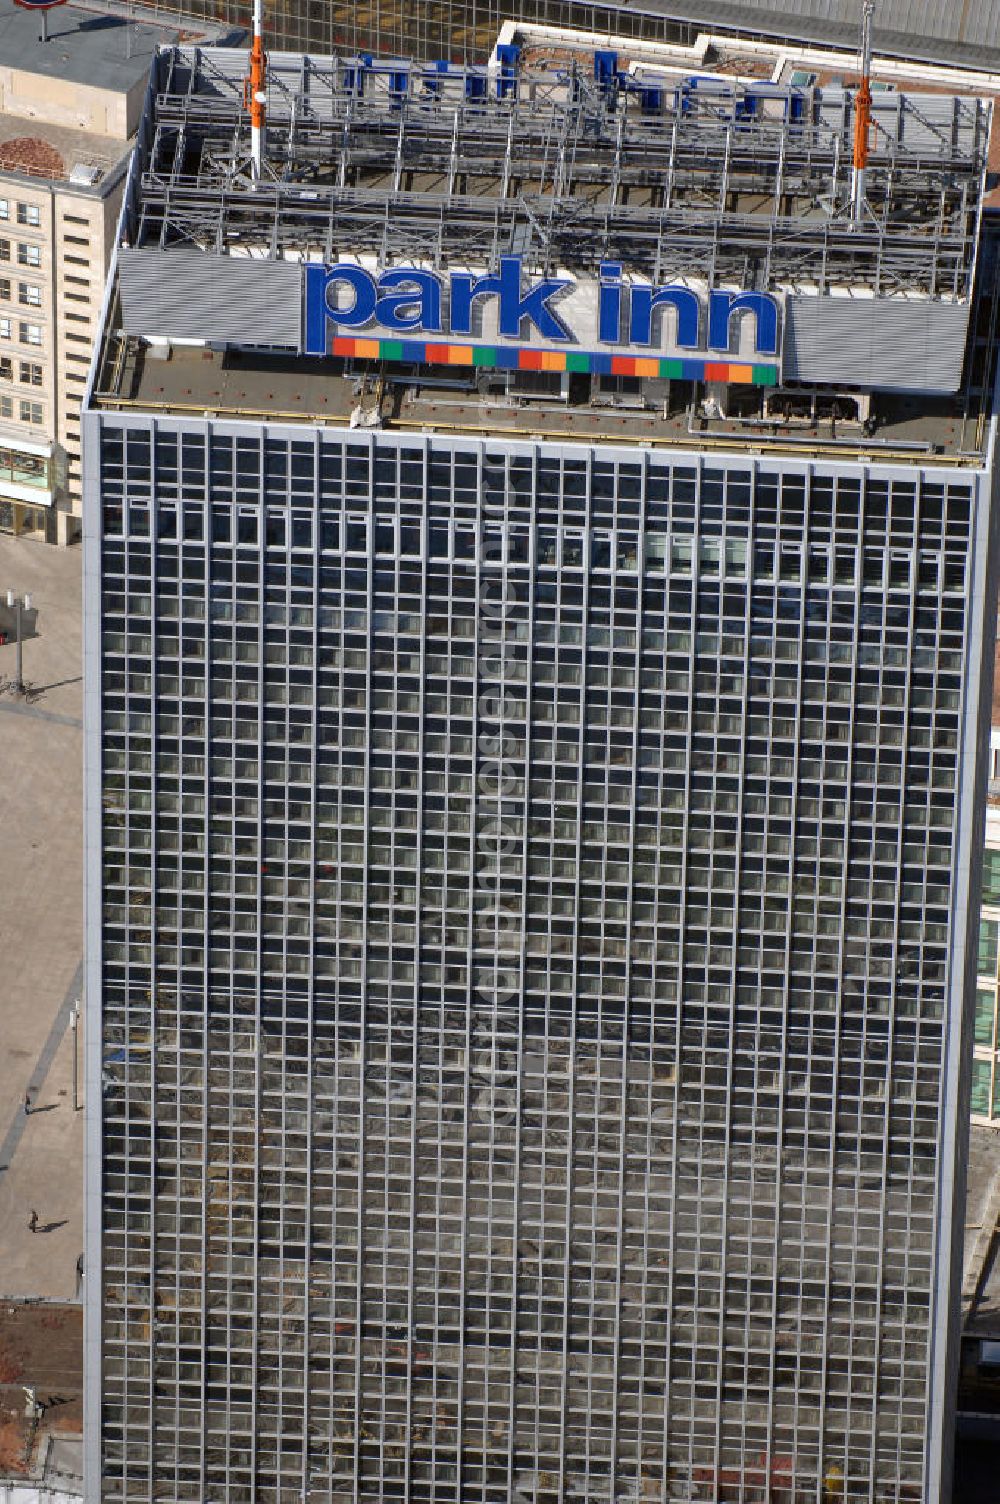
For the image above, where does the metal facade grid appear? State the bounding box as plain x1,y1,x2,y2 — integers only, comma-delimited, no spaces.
83,411,997,1503
126,47,988,301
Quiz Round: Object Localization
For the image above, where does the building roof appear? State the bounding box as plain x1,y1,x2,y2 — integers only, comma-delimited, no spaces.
611,0,1000,76
0,0,239,98
89,333,989,460
0,109,129,188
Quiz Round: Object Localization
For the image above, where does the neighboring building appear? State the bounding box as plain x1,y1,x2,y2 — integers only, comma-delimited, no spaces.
83,37,999,1504
0,1301,82,1501
110,0,1000,70
0,0,238,543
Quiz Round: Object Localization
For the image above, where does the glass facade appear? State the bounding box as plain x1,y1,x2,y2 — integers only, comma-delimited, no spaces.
113,0,698,62
87,418,990,1503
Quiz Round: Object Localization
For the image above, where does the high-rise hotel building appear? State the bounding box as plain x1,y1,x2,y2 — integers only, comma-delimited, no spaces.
83,40,999,1504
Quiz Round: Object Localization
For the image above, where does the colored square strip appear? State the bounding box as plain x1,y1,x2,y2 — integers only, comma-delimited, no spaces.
329,336,779,386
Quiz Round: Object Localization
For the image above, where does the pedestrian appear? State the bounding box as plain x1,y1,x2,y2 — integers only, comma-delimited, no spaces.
23,1089,31,1116
28,1209,38,1234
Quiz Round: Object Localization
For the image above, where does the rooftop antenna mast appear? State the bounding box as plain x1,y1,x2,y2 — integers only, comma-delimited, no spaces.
243,0,267,184
850,0,875,225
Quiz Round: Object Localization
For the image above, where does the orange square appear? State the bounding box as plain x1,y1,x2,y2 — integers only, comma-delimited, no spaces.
353,339,380,359
541,351,566,372
447,345,475,365
727,364,754,383
633,357,659,377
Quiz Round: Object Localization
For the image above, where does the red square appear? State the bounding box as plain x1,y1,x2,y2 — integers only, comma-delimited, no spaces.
518,349,544,370
704,362,730,381
424,344,451,364
611,355,635,375
332,337,356,357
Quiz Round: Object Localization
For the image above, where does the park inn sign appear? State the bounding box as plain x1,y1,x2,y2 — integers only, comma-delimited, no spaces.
302,257,783,386
115,244,973,394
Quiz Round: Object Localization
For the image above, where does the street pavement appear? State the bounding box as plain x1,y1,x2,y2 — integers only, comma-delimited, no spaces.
0,535,83,1299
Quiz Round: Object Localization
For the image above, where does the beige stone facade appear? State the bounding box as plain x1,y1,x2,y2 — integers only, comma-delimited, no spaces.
0,66,132,544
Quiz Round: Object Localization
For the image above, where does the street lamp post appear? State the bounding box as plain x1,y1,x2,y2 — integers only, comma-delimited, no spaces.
70,1001,80,1112
5,590,32,695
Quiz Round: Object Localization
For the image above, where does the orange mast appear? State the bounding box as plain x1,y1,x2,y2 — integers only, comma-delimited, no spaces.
243,0,267,182
850,0,875,225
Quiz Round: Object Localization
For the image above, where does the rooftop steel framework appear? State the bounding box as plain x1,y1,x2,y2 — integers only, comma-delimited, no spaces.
127,46,989,299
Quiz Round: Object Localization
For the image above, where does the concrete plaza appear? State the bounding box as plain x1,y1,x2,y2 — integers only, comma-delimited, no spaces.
0,535,83,1300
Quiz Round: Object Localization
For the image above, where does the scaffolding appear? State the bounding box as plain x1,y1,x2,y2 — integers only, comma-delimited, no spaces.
126,46,989,299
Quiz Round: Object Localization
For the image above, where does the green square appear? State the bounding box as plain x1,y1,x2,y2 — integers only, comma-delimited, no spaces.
973,1057,992,1116
379,340,404,362
471,346,497,366
976,987,996,1046
566,352,592,373
753,363,779,386
659,359,685,379
984,850,1000,905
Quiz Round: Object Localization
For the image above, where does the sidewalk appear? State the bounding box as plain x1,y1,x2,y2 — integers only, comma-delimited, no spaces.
0,537,83,1300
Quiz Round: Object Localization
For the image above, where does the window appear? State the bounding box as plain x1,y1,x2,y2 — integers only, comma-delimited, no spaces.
979,919,998,977
0,395,10,419
0,240,9,263
17,283,40,308
976,988,996,1047
983,850,1000,906
0,318,10,341
972,1057,992,1116
0,357,10,380
16,203,40,228
19,399,41,424
18,361,41,387
0,280,8,302
17,244,40,268
19,323,41,347
0,200,7,222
